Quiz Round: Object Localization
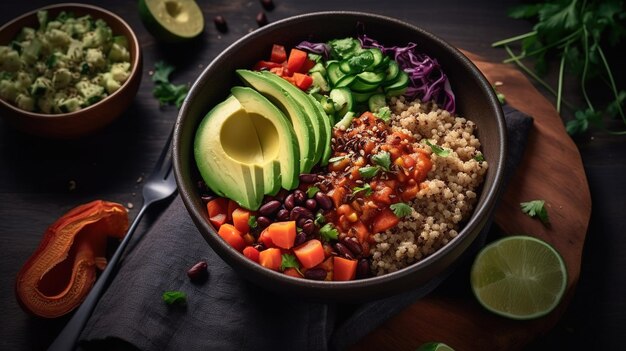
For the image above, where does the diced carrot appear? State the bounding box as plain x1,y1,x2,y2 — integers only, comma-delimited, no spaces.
328,187,347,209
293,239,325,269
292,72,313,90
283,267,302,278
286,48,308,73
258,228,275,248
207,198,228,218
243,246,260,262
352,220,370,244
242,233,255,246
209,213,227,228
373,186,394,205
267,221,296,249
270,44,287,63
413,152,432,183
298,58,316,74
315,256,334,271
254,60,283,71
227,200,239,222
401,184,419,202
232,208,251,233
333,257,357,281
259,248,282,271
371,208,400,234
337,204,352,216
217,224,245,251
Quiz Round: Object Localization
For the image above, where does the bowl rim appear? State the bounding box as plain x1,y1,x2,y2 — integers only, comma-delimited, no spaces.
0,2,141,119
175,11,507,294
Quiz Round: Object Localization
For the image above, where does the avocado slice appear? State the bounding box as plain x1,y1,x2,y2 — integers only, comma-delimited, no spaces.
236,69,316,173
306,94,333,166
138,0,204,42
194,88,299,210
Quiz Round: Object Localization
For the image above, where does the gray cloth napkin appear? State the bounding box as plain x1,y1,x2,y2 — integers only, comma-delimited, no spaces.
80,105,532,351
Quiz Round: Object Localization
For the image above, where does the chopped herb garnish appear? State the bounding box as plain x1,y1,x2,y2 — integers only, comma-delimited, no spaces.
352,183,373,197
390,202,413,218
280,253,301,273
371,151,391,171
425,140,451,157
314,212,326,226
374,106,391,122
248,215,258,229
474,153,485,162
328,155,349,163
319,223,339,241
307,186,320,198
152,61,175,84
358,166,380,179
520,200,550,225
162,290,187,305
152,61,188,108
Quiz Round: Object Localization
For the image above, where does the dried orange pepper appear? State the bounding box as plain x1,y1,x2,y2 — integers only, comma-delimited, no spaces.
15,200,129,318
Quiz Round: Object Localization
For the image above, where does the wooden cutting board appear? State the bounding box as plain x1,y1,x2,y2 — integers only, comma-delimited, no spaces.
352,52,592,350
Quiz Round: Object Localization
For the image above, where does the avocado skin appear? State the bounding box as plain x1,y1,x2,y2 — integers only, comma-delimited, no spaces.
138,0,204,43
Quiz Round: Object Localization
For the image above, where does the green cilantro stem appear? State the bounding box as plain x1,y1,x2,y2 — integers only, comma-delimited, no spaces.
597,44,626,124
492,31,538,47
502,29,582,64
580,26,594,113
556,45,568,113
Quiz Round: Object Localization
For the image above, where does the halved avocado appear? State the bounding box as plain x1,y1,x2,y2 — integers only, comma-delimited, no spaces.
236,69,316,173
138,0,204,42
194,88,299,210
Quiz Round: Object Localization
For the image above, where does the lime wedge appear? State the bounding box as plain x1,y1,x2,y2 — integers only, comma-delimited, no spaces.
470,235,567,320
139,0,204,42
416,342,455,351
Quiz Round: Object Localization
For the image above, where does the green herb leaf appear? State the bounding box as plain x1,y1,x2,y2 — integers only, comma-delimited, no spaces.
352,183,373,197
152,61,189,108
162,290,187,305
280,253,301,272
152,61,175,84
374,106,391,122
371,151,391,171
319,223,339,241
328,155,348,163
425,140,450,157
474,153,485,162
520,199,550,225
390,202,413,218
307,186,320,198
314,212,326,226
248,215,258,229
358,166,380,179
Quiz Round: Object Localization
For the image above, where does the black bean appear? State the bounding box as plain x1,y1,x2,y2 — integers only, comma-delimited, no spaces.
356,259,370,279
187,260,208,283
275,189,288,202
305,198,317,211
259,200,281,216
304,268,327,280
302,220,315,235
315,192,333,210
341,237,363,256
290,206,313,221
276,208,289,221
293,189,306,204
260,0,275,11
297,217,308,228
294,232,307,246
299,173,318,183
253,243,265,251
333,242,355,259
256,11,268,26
213,16,228,33
256,216,271,228
284,194,296,210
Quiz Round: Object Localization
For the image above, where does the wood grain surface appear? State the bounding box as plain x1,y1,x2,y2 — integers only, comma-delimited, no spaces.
352,53,592,350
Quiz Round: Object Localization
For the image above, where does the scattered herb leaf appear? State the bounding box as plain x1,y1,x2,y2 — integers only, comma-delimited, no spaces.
152,61,188,108
358,166,380,179
425,140,451,157
374,106,391,122
390,202,413,218
162,290,187,305
280,253,301,272
474,153,485,162
371,151,391,171
319,223,339,241
352,183,373,197
248,215,258,229
314,212,326,226
520,199,550,224
328,155,349,163
307,186,320,198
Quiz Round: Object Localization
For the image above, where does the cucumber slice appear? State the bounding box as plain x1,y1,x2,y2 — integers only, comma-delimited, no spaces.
384,61,400,83
329,87,354,118
384,71,409,97
352,90,375,103
368,93,387,112
310,71,330,93
350,71,385,93
365,48,384,70
326,61,345,86
335,75,356,88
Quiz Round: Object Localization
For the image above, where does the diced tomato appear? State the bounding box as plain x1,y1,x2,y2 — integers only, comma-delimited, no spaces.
259,248,282,271
253,60,283,71
292,72,313,90
218,224,246,251
371,208,400,234
232,208,251,233
209,213,227,228
352,220,370,244
258,228,275,248
242,233,255,246
286,48,308,73
299,58,316,74
227,200,239,222
243,246,260,263
270,44,287,63
401,184,420,202
328,187,347,209
283,267,302,278
372,186,393,205
207,198,228,218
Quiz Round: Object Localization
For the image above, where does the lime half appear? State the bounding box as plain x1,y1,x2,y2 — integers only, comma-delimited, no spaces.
416,342,455,351
470,235,567,320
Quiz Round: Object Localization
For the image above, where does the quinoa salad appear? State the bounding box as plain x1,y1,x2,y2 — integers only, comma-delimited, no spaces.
193,35,488,281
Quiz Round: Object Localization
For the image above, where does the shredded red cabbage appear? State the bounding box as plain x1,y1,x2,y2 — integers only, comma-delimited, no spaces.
359,34,456,113
295,41,331,58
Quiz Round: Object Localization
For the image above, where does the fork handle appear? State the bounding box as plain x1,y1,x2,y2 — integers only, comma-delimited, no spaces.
47,204,149,351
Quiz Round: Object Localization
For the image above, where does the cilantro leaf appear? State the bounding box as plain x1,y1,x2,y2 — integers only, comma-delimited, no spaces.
474,153,485,162
280,253,301,272
520,199,550,225
162,290,187,305
390,202,413,218
328,155,348,163
358,166,380,179
307,186,320,198
352,183,373,197
425,140,450,157
314,212,326,226
319,223,339,241
374,106,391,122
248,215,258,229
152,61,188,108
371,151,391,171
152,61,175,84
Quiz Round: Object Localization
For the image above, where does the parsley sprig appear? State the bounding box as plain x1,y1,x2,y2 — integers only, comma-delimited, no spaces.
520,199,550,225
492,0,626,135
152,61,189,108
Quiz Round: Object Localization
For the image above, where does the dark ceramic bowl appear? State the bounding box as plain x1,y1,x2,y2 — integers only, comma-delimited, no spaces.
174,11,506,302
0,3,142,138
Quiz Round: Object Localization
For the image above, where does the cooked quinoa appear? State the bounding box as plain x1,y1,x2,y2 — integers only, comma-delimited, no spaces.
370,96,488,275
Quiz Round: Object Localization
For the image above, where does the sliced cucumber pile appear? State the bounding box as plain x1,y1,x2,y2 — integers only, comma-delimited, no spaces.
307,38,408,127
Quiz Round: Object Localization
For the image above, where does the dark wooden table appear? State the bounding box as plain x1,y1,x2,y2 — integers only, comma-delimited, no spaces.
1,1,624,350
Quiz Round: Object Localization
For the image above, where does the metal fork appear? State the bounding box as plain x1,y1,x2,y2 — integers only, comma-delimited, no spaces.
48,128,178,351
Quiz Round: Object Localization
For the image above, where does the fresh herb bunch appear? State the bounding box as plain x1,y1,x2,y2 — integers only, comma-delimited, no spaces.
492,0,625,135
